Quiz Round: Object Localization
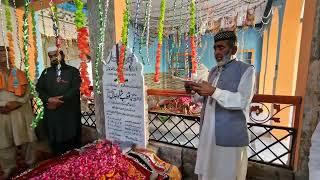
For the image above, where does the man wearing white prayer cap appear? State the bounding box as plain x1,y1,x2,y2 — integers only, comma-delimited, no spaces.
36,47,82,155
47,46,58,53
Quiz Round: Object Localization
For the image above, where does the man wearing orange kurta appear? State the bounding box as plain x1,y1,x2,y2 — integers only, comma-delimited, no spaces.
0,46,36,178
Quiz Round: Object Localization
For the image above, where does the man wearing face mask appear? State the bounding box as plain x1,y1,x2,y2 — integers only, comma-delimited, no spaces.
36,46,81,155
185,31,256,180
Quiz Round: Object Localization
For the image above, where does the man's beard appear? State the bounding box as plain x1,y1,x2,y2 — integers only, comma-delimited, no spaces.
217,51,232,67
50,59,59,67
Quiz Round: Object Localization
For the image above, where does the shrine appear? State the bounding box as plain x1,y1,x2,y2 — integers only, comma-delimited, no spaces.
0,0,319,179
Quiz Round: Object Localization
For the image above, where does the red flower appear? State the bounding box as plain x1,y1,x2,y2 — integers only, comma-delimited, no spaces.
190,36,197,74
154,43,162,83
77,27,92,97
117,45,126,83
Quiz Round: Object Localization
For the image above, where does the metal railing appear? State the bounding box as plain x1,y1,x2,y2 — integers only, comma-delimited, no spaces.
31,90,302,170
148,111,200,148
31,98,96,128
147,89,302,169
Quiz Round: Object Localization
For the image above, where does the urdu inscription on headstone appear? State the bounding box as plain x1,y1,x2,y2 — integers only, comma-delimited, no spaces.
102,45,148,148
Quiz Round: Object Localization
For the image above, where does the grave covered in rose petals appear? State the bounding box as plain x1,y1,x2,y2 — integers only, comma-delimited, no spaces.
13,140,150,180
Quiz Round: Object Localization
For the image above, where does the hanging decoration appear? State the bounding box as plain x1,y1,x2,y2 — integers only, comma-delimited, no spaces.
184,32,189,75
189,0,197,75
4,0,15,66
171,0,177,46
23,0,44,128
48,0,63,83
138,2,147,65
177,0,184,49
132,0,141,55
0,1,9,69
49,1,61,48
213,18,222,34
74,0,92,97
62,21,70,60
139,0,152,65
244,8,256,27
31,6,40,79
169,0,177,69
11,0,23,69
4,0,12,32
154,0,166,83
74,0,85,28
39,0,49,68
223,13,238,32
118,0,129,84
4,0,19,87
5,31,19,88
94,0,106,93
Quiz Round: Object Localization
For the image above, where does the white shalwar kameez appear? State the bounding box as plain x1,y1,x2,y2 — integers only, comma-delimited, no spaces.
194,66,256,180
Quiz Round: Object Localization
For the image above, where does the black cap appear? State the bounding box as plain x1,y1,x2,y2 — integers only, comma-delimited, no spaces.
214,31,237,43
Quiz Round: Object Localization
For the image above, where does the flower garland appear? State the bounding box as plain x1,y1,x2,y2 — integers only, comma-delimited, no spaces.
23,0,44,128
94,0,105,93
49,1,59,46
132,0,141,55
12,0,23,69
4,0,12,32
3,0,19,87
31,6,40,79
154,0,166,83
145,0,152,65
0,1,9,69
4,0,15,66
74,0,92,97
49,0,62,82
39,0,48,69
189,0,197,74
139,0,152,65
118,0,129,84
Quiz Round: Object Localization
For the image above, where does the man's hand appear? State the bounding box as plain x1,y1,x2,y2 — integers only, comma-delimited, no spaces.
184,81,195,94
190,81,216,96
0,106,10,114
5,101,21,112
47,96,64,110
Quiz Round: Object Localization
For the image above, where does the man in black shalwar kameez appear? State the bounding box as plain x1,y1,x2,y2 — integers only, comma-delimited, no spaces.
36,46,81,155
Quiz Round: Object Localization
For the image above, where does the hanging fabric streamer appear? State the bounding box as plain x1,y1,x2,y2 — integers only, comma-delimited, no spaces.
23,0,44,128
154,0,166,83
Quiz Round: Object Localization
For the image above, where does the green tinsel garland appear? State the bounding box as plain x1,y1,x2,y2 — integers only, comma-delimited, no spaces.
23,0,44,128
4,0,12,32
74,0,85,29
190,0,196,36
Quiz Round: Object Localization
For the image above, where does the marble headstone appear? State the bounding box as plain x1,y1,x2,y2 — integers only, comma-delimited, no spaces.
102,45,148,148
